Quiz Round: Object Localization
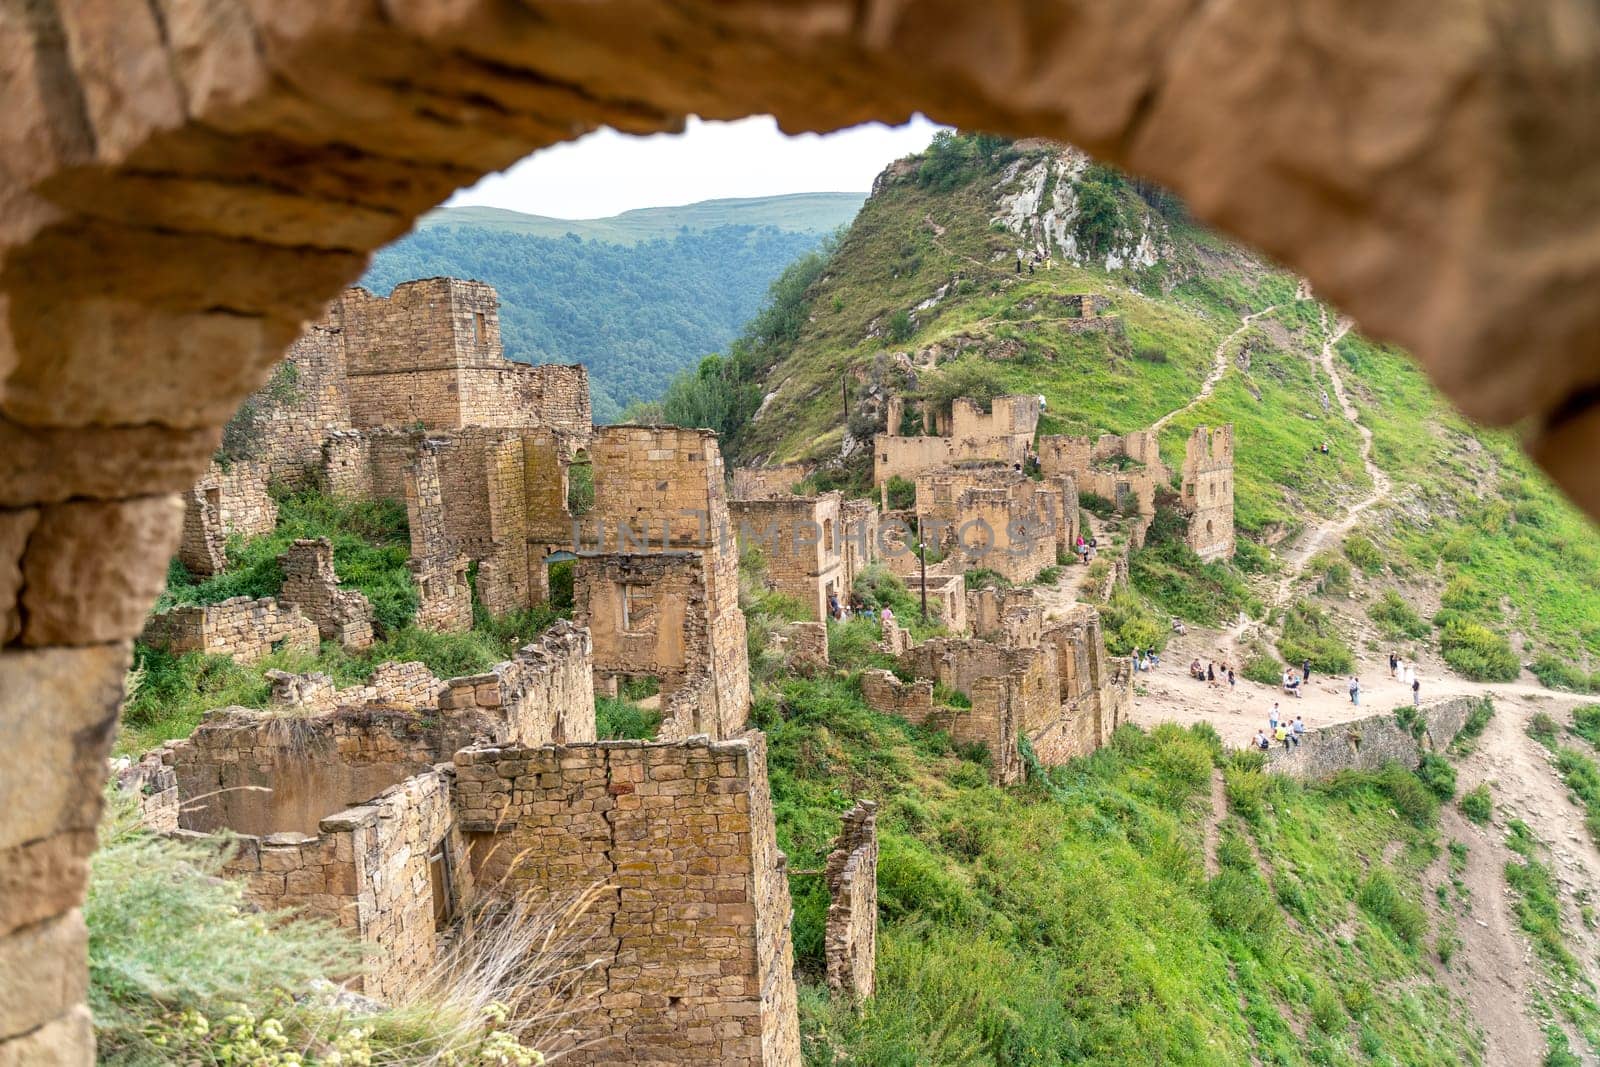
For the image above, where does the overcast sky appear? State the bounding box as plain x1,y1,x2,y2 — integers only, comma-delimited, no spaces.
446,114,944,219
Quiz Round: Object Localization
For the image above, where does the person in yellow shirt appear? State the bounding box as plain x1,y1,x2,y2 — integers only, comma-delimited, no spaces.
1274,723,1291,751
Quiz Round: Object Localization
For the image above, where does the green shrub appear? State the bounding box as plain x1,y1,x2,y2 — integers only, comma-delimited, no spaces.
1368,589,1429,640
1216,829,1255,872
1343,535,1385,575
1439,620,1520,682
1572,705,1600,748
1357,868,1427,947
1528,712,1561,749
1224,762,1270,822
1097,586,1167,655
595,696,661,740
1530,654,1598,693
1377,763,1439,827
1146,730,1214,811
1277,600,1354,674
1448,697,1495,756
1241,646,1282,686
1130,538,1253,627
1460,784,1492,824
1206,868,1279,949
1416,753,1457,800
885,475,916,511
1033,565,1061,586
1310,985,1346,1033
1078,491,1116,520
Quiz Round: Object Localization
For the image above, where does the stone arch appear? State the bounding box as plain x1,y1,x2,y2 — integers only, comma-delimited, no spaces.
4,3,1600,1060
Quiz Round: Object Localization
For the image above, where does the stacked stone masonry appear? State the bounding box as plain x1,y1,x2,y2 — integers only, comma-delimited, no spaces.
825,801,879,1002
179,460,279,576
8,2,1597,1061
453,735,802,1065
404,439,475,633
280,537,374,650
1267,697,1479,779
874,395,1040,490
141,596,319,665
731,464,814,500
730,492,848,622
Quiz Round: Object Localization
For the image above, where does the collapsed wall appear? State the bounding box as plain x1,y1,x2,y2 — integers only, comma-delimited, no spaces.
730,492,847,622
1180,425,1235,562
825,801,878,1002
279,537,374,650
873,395,1039,489
454,734,801,1066
179,460,279,576
404,439,474,633
141,596,319,665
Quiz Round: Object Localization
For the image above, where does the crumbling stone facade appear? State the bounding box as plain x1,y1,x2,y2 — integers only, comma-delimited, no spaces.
576,426,751,739
772,621,829,675
1039,429,1167,527
230,280,590,489
404,440,474,634
731,491,846,622
825,801,878,1002
279,537,374,650
731,463,814,500
141,596,319,665
454,734,801,1066
874,395,1040,490
1180,425,1236,561
912,465,1076,583
178,460,278,576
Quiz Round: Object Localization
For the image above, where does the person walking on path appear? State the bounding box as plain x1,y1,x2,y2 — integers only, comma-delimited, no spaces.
1390,652,1400,679
1228,667,1236,691
1302,658,1312,685
1269,703,1280,732
1412,676,1421,707
1348,676,1361,706
1293,716,1306,747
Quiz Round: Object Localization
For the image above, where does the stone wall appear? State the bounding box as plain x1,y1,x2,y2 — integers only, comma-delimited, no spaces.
773,621,829,675
908,572,967,633
576,550,749,740
825,801,878,1002
1266,697,1480,779
453,735,801,1066
161,705,453,837
839,500,879,592
141,596,319,665
280,538,374,650
178,460,278,576
731,463,813,500
404,441,474,633
267,660,446,715
731,493,845,622
1180,425,1236,562
1038,430,1169,519
1038,608,1131,760
873,394,1039,488
197,767,468,1001
967,585,1043,647
860,670,934,719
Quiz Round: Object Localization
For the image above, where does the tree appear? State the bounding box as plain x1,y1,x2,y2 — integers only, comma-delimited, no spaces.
1074,180,1124,256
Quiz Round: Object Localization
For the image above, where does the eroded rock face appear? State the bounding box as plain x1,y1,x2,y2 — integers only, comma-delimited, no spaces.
3,1,1600,1060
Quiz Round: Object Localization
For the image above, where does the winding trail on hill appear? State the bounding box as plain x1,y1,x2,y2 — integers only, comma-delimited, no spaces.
1262,311,1390,607
1150,303,1282,433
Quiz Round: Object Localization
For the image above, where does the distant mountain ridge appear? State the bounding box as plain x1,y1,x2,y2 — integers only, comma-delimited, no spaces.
365,193,865,421
416,192,866,244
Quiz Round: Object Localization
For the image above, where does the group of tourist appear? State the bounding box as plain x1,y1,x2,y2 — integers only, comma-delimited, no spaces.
1131,647,1160,671
1389,652,1423,705
1190,658,1236,689
1074,533,1098,564
1256,702,1307,752
826,592,890,624
1281,657,1312,697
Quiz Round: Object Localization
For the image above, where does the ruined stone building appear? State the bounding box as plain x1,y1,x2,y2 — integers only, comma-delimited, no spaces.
912,464,1077,584
117,619,877,1067
861,589,1130,784
576,426,752,740
1038,423,1235,559
1179,425,1236,561
730,487,881,622
874,394,1040,491
177,278,592,587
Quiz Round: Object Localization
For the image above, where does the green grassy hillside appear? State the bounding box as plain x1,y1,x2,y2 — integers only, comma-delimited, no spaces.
418,193,865,243
675,133,1600,681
